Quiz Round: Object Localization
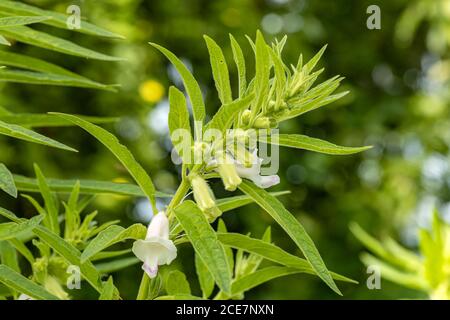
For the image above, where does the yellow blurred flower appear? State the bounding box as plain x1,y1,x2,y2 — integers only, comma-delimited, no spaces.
139,80,165,103
112,177,130,184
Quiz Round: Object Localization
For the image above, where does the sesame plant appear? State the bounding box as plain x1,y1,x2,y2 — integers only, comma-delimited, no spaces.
0,1,371,300
352,209,450,300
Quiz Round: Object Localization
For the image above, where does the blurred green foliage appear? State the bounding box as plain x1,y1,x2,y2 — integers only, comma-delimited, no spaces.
0,0,449,299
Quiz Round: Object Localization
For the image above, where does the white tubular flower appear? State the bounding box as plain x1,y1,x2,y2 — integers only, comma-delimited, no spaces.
235,149,280,189
132,211,177,279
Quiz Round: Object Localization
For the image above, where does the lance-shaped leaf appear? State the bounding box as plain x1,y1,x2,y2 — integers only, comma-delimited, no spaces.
216,232,355,283
204,35,232,104
150,43,205,138
50,113,158,211
99,276,117,300
238,181,342,295
165,270,191,295
0,51,114,90
0,69,115,91
0,215,43,241
0,163,17,197
216,191,289,212
250,31,270,121
174,201,232,295
0,112,117,128
13,175,171,198
205,93,254,132
260,134,371,155
230,35,246,98
0,0,123,39
0,241,19,274
1,25,123,61
168,86,193,164
0,35,10,46
195,252,215,299
95,257,140,274
34,164,59,235
0,120,77,152
231,266,302,296
280,91,348,121
0,16,50,28
81,224,147,263
0,265,59,300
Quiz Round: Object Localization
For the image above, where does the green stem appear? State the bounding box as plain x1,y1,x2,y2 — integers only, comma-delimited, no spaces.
136,273,150,300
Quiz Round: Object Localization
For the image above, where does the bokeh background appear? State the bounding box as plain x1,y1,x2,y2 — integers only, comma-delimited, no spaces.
1,0,449,299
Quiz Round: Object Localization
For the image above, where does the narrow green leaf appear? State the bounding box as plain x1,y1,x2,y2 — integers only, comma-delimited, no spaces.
280,91,349,121
34,164,59,235
0,120,77,152
150,42,205,138
0,0,123,39
0,51,114,90
232,266,302,295
238,181,341,295
95,257,140,274
0,16,50,28
195,252,215,299
1,26,123,61
205,93,254,132
165,270,191,295
217,220,234,276
0,265,59,300
168,86,193,164
81,224,146,263
0,112,117,128
0,69,114,91
204,35,232,104
304,45,327,74
0,241,19,273
216,191,290,212
0,163,17,197
7,239,34,265
229,34,246,98
13,175,171,198
174,201,232,295
0,215,43,241
91,249,132,262
99,276,116,300
261,134,371,155
50,113,157,211
217,232,355,284
251,31,270,120
0,35,10,46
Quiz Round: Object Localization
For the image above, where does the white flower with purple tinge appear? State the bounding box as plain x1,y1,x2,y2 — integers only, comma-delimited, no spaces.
235,149,280,189
132,211,177,278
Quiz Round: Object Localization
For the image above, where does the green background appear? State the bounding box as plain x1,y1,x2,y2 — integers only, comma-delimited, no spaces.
1,0,449,299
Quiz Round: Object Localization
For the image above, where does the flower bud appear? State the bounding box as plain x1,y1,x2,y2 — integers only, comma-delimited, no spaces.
253,117,271,129
190,174,222,221
215,151,242,192
241,109,252,125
